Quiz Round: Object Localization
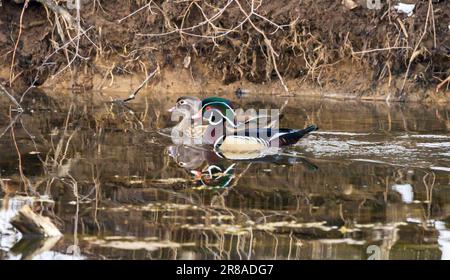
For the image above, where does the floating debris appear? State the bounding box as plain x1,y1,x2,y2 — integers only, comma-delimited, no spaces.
318,238,365,245
10,205,62,237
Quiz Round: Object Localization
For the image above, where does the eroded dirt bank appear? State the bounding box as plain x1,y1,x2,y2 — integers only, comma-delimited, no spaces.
0,0,449,102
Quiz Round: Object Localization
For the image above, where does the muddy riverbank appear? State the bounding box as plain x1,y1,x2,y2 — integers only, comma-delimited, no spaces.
0,0,449,102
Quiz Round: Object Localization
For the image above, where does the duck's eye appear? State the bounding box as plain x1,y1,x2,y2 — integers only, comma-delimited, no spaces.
179,162,186,167
178,100,186,105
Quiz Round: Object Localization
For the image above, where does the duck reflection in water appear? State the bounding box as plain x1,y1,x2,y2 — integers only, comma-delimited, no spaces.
166,144,318,189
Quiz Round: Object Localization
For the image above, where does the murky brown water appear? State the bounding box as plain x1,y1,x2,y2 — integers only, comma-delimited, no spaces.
1,91,449,260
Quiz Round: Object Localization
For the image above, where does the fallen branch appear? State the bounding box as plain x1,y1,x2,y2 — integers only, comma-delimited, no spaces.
10,205,62,237
118,65,160,103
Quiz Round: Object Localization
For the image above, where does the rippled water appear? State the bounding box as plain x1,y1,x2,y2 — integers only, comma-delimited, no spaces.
0,91,449,260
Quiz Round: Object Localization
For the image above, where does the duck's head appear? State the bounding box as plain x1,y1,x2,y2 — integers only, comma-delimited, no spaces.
166,145,205,169
169,96,237,126
201,97,236,127
192,163,236,189
169,96,203,120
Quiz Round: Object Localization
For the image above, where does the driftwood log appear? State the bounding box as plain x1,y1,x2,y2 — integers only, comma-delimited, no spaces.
10,205,62,237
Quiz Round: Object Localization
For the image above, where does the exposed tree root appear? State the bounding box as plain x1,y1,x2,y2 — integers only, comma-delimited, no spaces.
0,0,448,100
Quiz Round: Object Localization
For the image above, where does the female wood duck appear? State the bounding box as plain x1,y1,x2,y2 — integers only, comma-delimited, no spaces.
169,96,319,155
168,96,242,143
166,144,236,189
168,96,206,140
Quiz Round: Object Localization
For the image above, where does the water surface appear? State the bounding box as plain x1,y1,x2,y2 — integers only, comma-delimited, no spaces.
0,91,449,260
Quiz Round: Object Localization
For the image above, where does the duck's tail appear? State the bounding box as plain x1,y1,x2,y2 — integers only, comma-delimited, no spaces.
300,124,319,136
292,124,319,142
273,125,318,147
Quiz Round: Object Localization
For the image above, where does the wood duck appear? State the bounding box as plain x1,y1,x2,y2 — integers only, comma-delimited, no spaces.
198,97,319,156
167,96,238,144
200,97,281,130
168,96,279,139
166,144,236,189
213,125,318,160
167,96,210,141
168,96,319,154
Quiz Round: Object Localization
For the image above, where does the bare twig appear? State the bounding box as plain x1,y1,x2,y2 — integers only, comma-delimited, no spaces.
119,65,160,103
400,0,433,94
9,107,30,193
118,0,155,23
0,110,22,139
136,0,289,92
20,26,95,103
10,0,29,86
436,76,450,93
0,83,23,112
234,0,288,92
36,0,76,27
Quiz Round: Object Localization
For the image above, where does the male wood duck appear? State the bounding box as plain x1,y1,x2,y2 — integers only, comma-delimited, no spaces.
168,96,319,155
213,125,318,160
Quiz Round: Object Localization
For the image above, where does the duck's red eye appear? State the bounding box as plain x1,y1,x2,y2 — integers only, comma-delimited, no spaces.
205,106,211,111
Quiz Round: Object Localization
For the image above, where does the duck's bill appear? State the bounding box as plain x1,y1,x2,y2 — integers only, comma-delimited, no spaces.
168,106,176,112
190,170,202,180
